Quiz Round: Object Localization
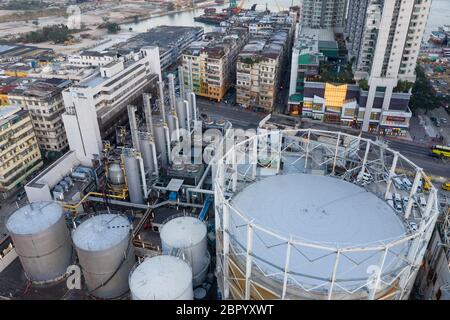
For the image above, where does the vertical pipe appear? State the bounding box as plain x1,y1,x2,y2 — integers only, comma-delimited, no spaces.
244,224,254,300
168,74,176,111
136,156,148,198
127,105,140,152
178,65,185,99
184,100,191,133
190,92,197,121
143,93,154,135
164,126,172,166
188,59,194,92
151,142,159,177
157,81,166,123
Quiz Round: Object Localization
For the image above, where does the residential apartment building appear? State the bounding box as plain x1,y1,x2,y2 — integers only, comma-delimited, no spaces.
62,47,162,166
236,34,288,111
236,17,295,111
182,28,249,101
0,105,43,199
7,78,71,156
345,0,432,132
301,0,348,28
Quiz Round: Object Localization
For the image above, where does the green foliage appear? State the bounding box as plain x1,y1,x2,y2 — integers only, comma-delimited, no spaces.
359,79,369,91
394,80,413,93
21,24,73,44
410,65,445,113
0,0,48,10
105,22,121,34
167,2,176,11
319,62,355,84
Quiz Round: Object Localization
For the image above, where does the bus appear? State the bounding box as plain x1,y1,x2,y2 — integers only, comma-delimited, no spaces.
431,145,450,158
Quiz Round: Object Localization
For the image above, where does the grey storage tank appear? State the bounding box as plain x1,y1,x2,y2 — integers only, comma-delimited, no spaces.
129,255,194,300
160,216,210,286
138,132,156,176
6,202,73,283
123,148,144,204
72,212,135,299
154,122,169,168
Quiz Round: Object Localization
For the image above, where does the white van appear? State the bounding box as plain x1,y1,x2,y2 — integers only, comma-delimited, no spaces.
402,177,412,190
393,177,404,189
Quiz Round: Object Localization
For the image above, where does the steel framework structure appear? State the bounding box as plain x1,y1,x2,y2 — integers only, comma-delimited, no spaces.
214,129,440,300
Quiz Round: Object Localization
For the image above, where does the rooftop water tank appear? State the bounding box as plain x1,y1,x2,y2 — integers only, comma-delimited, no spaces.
6,202,73,283
129,255,193,300
72,213,135,299
160,216,209,286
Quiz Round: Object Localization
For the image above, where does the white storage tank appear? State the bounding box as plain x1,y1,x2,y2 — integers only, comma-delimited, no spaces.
160,216,209,286
72,213,135,299
108,163,125,185
129,255,194,300
6,202,73,283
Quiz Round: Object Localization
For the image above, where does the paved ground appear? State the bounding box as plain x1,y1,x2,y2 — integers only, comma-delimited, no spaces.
0,191,29,237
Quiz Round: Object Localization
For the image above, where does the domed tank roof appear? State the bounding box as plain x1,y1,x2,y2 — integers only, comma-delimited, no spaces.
72,213,131,252
129,255,193,300
160,216,206,248
6,202,64,235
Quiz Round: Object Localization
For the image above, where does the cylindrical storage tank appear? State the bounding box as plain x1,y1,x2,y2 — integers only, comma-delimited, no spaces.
160,216,209,286
129,255,193,300
154,122,169,168
123,150,144,204
176,99,187,130
138,133,155,176
108,163,125,185
6,202,72,283
72,213,135,299
167,111,179,142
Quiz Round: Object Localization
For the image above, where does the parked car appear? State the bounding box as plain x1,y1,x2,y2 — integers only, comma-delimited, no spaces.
402,196,409,208
393,177,404,189
409,221,418,232
402,177,412,191
419,196,427,208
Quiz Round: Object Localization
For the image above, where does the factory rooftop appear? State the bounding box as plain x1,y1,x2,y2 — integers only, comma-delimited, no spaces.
114,26,204,54
8,78,70,98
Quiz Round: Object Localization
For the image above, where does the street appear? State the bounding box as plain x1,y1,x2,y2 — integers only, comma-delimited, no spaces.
196,98,450,179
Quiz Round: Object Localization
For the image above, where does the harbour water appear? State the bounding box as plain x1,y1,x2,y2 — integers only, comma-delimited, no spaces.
123,0,450,40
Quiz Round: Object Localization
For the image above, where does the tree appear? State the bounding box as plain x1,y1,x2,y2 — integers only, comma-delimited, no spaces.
409,65,443,113
167,2,176,11
359,79,369,91
106,22,121,34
